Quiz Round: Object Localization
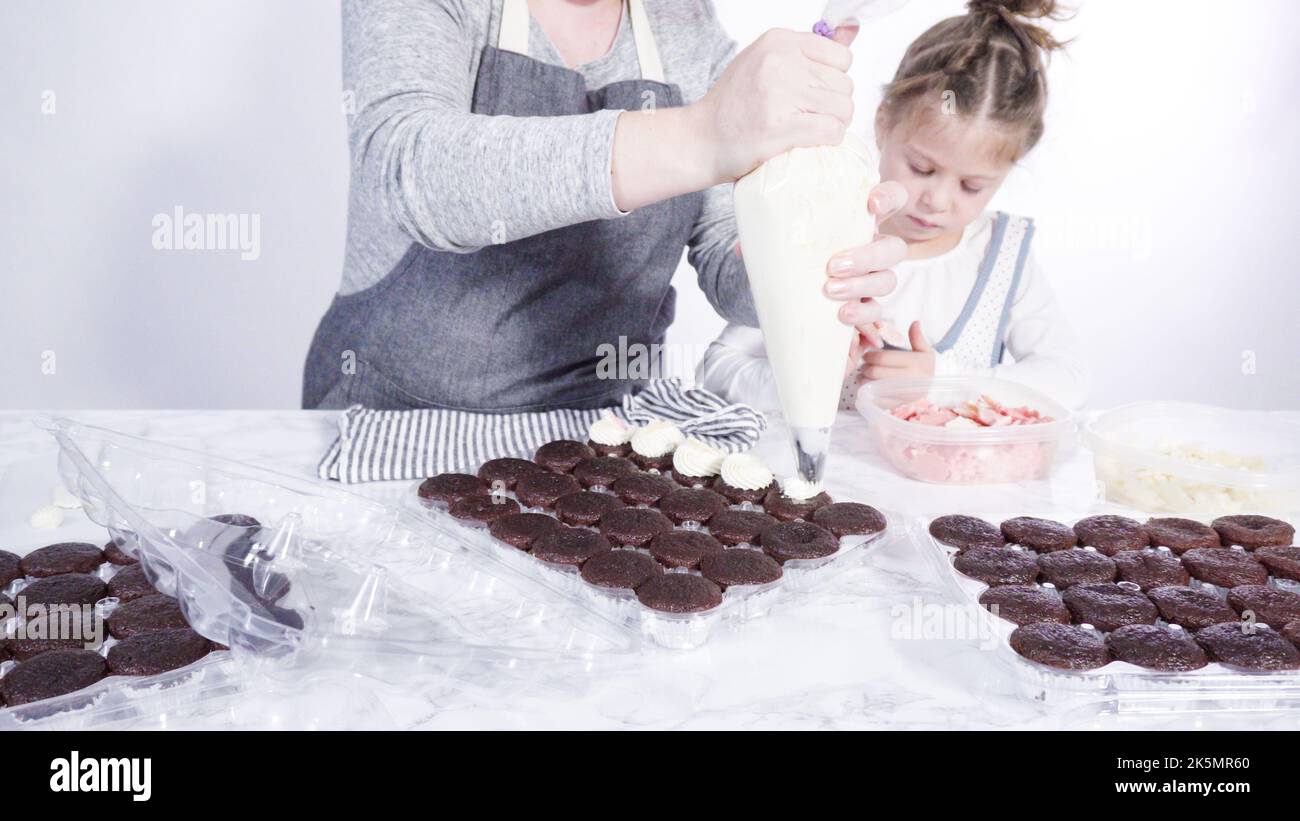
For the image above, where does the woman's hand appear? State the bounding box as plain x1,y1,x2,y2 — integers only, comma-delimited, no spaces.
862,321,936,380
691,29,855,183
825,180,909,337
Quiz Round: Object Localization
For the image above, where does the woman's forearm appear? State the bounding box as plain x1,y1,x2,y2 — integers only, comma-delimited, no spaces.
610,105,723,212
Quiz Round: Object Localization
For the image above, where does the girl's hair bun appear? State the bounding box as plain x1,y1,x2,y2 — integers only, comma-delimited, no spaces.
967,0,1064,20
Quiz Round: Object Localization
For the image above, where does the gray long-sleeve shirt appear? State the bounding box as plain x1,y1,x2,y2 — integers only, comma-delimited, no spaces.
338,0,757,326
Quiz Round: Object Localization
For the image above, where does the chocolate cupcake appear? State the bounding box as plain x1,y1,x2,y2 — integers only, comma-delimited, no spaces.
610,473,676,507
10,636,98,661
952,546,1040,586
711,477,773,504
635,573,723,614
1211,514,1294,549
20,573,107,608
761,521,839,563
712,453,774,504
488,513,563,550
1036,549,1117,589
928,515,1005,552
19,542,104,578
1112,548,1189,591
811,503,886,538
418,473,487,506
209,513,262,529
1282,621,1300,649
580,549,663,590
448,494,521,525
1073,515,1149,555
599,507,674,548
515,472,582,509
1256,546,1300,581
659,488,728,526
0,549,22,588
647,531,725,570
979,585,1071,626
530,527,610,567
707,509,778,547
107,594,190,640
1195,622,1300,671
103,539,138,566
1106,624,1208,671
1001,517,1077,553
1226,585,1300,629
1181,547,1267,588
1062,583,1158,632
572,456,638,489
534,440,595,474
106,564,156,603
477,457,544,490
1009,622,1110,670
1145,517,1220,553
1147,585,1239,630
628,421,682,472
586,414,633,458
107,628,213,676
1,649,108,706
554,491,625,527
700,549,783,589
762,487,832,522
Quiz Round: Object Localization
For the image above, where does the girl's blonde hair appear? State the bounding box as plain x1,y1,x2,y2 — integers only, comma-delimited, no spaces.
881,0,1070,161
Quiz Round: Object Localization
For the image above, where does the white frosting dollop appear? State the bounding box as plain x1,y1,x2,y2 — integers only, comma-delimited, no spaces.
588,411,633,446
631,420,684,458
719,453,773,491
29,504,63,529
780,476,824,501
673,438,725,478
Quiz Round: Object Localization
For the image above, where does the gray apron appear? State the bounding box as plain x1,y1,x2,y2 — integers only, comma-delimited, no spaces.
303,0,703,412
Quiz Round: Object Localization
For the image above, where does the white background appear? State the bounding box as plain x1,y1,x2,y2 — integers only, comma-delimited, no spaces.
1,0,1296,410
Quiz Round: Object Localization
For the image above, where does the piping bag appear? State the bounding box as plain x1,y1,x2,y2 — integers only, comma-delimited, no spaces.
731,0,910,499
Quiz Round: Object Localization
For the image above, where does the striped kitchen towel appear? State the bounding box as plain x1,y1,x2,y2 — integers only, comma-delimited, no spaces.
317,379,767,483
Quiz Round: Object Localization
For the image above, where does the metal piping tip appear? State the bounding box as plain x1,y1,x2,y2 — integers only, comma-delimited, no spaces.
789,426,832,485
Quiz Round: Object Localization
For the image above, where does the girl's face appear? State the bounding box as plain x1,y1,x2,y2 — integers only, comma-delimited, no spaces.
874,106,1015,245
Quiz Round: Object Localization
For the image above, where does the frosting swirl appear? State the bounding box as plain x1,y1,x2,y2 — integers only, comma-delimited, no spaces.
780,476,824,501
672,438,725,478
588,411,633,446
631,420,684,458
719,453,773,491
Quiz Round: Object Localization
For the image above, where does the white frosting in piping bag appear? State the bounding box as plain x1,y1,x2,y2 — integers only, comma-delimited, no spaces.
673,438,725,477
631,419,684,458
719,453,773,491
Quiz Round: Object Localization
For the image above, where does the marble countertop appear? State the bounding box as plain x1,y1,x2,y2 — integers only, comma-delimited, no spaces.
2,408,1297,731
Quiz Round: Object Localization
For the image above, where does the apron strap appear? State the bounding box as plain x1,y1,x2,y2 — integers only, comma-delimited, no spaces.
497,0,666,84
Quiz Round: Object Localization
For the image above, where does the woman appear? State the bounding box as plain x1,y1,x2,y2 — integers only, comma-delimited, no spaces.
303,0,906,412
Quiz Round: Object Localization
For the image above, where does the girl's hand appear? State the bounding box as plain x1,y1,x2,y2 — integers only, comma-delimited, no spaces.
692,29,855,182
825,180,909,335
862,321,936,380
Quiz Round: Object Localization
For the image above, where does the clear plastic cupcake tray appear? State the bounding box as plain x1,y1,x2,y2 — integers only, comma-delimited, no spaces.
909,505,1300,708
19,418,637,726
409,478,892,650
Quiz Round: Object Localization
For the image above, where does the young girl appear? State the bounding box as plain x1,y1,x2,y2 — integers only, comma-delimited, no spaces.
697,0,1089,413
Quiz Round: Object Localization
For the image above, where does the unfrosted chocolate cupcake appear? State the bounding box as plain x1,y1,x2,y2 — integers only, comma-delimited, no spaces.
1112,548,1189,591
530,527,610,567
1145,518,1220,553
1073,515,1149,555
953,546,1039,586
19,542,104,577
762,488,832,522
554,491,626,527
1062,583,1158,632
707,509,778,546
1106,624,1207,671
659,488,728,526
929,515,1005,551
1282,620,1300,649
515,472,582,509
448,494,520,525
1256,546,1300,581
812,503,886,538
1211,514,1294,549
979,585,1070,626
1195,622,1300,671
761,521,839,563
1147,585,1238,630
533,440,595,474
1009,622,1109,670
1226,585,1300,629
106,564,156,603
477,457,544,490
647,531,725,569
1,649,108,706
107,594,190,640
418,473,487,505
1036,548,1116,589
600,507,674,548
489,512,563,550
1001,517,1077,553
0,549,22,587
10,636,98,661
610,473,676,507
580,550,663,590
1181,547,1267,588
572,456,638,489
107,628,213,676
103,539,138,566
700,549,782,589
20,573,107,608
635,573,723,614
